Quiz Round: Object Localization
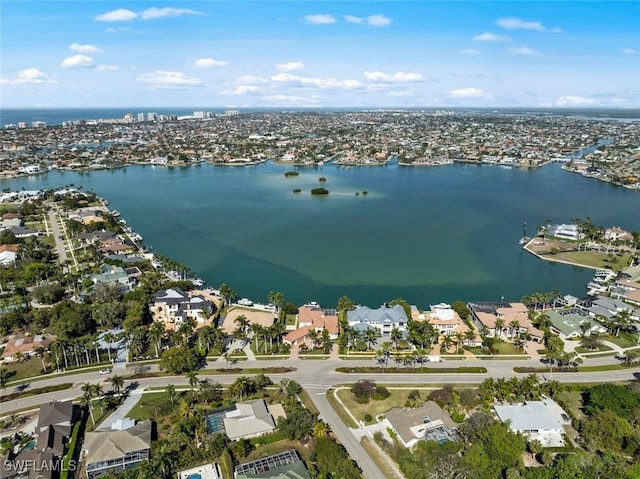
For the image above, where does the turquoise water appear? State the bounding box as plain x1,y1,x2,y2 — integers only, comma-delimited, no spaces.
2,162,638,307
186,474,202,479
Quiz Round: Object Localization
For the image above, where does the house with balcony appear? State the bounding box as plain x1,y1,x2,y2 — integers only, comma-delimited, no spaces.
150,288,213,328
347,304,408,336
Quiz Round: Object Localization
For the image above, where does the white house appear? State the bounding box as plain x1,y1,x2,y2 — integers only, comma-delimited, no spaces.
494,401,565,447
347,304,409,336
547,224,581,241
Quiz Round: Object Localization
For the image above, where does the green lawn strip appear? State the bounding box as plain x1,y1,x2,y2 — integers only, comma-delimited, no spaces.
60,411,85,479
298,389,320,416
197,367,296,375
335,366,487,374
298,356,329,360
325,388,358,428
580,351,617,358
127,391,183,421
361,436,401,479
578,363,640,372
477,356,531,360
605,334,639,349
0,383,73,403
253,355,290,361
8,361,114,386
542,251,631,271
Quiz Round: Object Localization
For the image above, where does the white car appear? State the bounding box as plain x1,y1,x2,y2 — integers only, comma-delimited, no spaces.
99,368,112,375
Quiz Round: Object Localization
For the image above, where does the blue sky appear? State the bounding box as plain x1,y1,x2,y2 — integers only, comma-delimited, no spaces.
1,1,639,108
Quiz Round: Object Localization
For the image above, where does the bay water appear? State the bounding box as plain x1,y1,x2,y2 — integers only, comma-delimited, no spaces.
2,161,638,308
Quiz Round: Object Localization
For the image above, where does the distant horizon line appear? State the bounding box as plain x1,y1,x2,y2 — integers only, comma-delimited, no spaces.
2,106,639,111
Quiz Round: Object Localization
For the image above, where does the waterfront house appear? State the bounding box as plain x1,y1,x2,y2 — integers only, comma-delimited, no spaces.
604,227,633,243
547,223,581,241
283,304,339,349
150,288,213,328
347,304,409,336
411,303,475,340
494,401,565,447
89,264,141,290
384,401,459,448
468,302,543,342
83,421,152,479
545,309,606,339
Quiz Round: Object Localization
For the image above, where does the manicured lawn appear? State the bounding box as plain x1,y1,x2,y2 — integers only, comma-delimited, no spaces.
4,358,45,382
284,314,297,327
336,387,433,423
605,334,639,349
244,440,312,464
326,388,358,428
542,250,632,271
361,436,400,479
493,342,524,355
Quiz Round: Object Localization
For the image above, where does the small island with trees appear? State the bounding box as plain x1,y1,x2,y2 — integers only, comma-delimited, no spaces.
284,171,299,177
311,187,329,196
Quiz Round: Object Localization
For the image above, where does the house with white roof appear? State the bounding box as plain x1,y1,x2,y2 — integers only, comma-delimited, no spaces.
494,401,565,447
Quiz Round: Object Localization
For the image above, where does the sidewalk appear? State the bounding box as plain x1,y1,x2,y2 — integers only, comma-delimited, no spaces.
96,391,140,430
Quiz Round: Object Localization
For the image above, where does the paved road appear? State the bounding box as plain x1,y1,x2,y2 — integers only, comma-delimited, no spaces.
47,209,67,262
2,357,638,479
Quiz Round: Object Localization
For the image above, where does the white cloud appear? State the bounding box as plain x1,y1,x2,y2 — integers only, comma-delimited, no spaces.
276,61,305,72
496,17,560,32
367,14,392,27
95,65,119,71
387,91,414,97
507,46,542,56
304,14,337,25
137,70,202,89
61,54,94,68
95,9,138,22
194,58,229,68
236,75,269,85
218,85,262,96
622,48,637,54
364,71,423,82
0,68,57,85
69,43,102,53
555,96,597,107
105,27,130,33
261,94,322,105
446,87,489,98
271,73,363,90
140,7,201,20
461,48,480,55
473,32,510,42
344,15,363,24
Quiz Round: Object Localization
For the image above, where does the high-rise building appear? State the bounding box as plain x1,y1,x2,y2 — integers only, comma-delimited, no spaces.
137,113,145,122
147,112,157,121
31,121,46,128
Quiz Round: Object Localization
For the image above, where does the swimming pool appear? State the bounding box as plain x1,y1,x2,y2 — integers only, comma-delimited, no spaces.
186,474,202,479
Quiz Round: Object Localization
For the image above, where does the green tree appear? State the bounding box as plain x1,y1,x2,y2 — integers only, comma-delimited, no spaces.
109,375,124,396
159,346,197,374
278,407,316,440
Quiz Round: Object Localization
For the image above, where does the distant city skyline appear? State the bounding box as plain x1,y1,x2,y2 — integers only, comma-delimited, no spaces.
1,1,639,108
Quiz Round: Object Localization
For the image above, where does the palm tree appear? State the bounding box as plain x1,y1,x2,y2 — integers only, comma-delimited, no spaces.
250,323,263,352
442,334,454,353
509,320,521,338
103,332,116,363
186,371,199,391
109,375,124,396
0,367,9,394
364,327,379,350
308,329,319,349
494,318,505,339
34,346,48,373
82,382,97,425
234,315,249,336
612,309,632,337
464,329,477,346
148,322,165,358
166,384,177,405
218,283,235,306
454,332,464,353
390,327,402,349
178,400,195,419
267,291,285,313
312,421,330,438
